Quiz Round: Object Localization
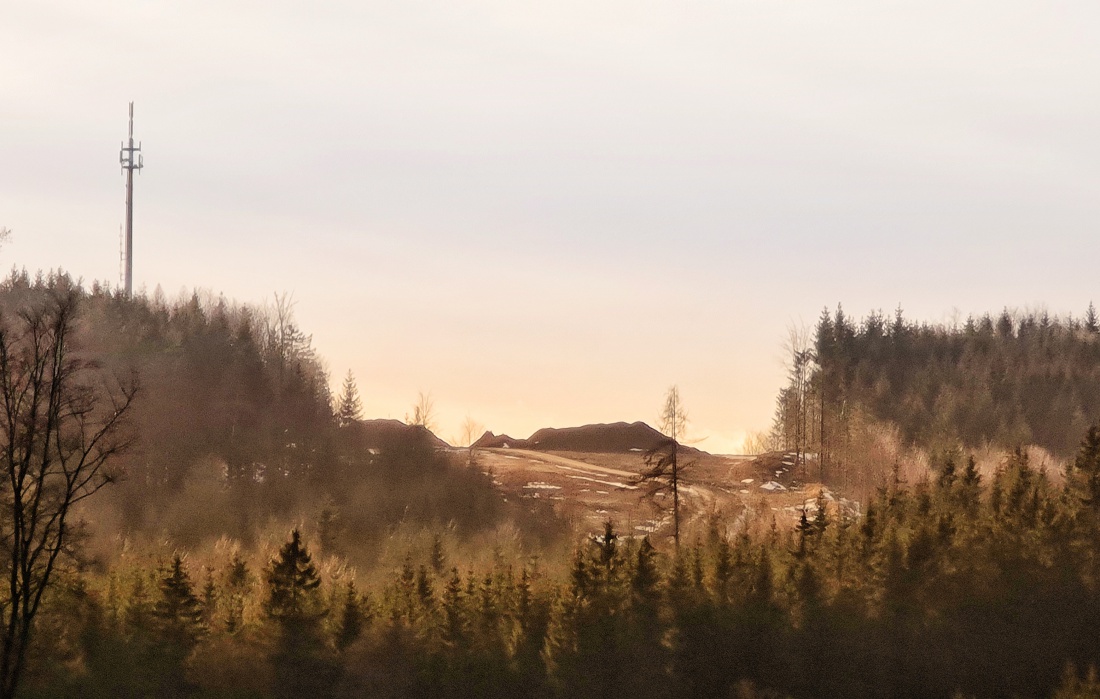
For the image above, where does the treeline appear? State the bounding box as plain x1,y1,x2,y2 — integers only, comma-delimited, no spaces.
772,304,1100,478
0,272,549,563
20,428,1100,697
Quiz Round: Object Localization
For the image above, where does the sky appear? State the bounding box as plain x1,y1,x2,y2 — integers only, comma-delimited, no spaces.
3,1,1100,452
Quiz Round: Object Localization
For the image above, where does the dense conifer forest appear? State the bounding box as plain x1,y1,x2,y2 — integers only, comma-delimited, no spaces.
769,305,1100,492
7,274,1100,697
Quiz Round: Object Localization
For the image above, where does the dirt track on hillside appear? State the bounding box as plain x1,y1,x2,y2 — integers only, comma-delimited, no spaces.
475,447,766,538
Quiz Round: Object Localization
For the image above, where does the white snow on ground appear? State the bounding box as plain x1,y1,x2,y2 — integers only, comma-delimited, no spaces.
740,489,750,494
760,481,786,492
741,478,754,484
566,474,638,490
523,482,562,490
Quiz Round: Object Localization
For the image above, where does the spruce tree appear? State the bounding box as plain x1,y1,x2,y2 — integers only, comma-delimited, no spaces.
336,580,365,651
336,369,363,427
154,555,205,649
264,529,334,699
224,553,252,634
265,529,323,624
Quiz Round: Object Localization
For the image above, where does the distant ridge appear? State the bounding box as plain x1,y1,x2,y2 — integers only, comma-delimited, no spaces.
472,421,707,455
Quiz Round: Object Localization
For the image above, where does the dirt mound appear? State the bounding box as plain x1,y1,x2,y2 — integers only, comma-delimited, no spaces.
470,431,530,449
350,419,451,451
527,421,696,454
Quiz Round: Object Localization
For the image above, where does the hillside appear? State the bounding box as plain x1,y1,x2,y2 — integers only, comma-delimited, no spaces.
0,272,537,563
13,273,1100,699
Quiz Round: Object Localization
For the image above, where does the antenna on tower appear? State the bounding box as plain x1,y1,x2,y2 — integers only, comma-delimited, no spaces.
119,101,143,298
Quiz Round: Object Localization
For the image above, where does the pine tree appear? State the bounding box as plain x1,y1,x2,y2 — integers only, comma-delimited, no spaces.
201,567,217,626
1070,424,1100,511
430,534,447,576
336,580,365,651
224,553,252,634
151,556,206,696
631,537,660,606
265,529,323,624
154,558,205,637
336,369,363,427
264,529,334,699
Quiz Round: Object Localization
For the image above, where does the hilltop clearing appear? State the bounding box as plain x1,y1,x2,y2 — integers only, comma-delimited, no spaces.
473,445,856,541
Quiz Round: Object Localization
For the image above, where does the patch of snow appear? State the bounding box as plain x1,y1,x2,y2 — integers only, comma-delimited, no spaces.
760,481,787,492
741,478,754,484
523,482,562,490
566,474,638,490
739,489,750,494
629,448,644,452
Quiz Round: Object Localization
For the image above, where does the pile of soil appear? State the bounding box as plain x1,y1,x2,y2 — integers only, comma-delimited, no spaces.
473,421,707,455
471,431,530,449
349,419,450,451
529,421,671,452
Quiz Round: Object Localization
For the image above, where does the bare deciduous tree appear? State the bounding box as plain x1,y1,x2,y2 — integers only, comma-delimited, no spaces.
658,385,688,443
740,430,776,456
459,415,484,448
0,287,136,699
407,390,436,433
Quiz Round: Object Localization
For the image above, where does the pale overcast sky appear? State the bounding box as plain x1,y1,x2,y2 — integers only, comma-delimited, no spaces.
3,1,1099,451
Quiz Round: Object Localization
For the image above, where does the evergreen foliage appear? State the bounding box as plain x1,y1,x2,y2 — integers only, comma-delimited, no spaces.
264,529,335,699
26,422,1100,697
773,304,1100,469
336,369,363,427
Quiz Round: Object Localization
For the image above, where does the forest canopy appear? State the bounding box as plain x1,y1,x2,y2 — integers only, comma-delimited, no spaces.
770,304,1100,474
6,273,1100,698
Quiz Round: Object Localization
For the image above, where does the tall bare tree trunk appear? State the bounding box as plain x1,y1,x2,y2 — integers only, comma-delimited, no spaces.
0,287,135,699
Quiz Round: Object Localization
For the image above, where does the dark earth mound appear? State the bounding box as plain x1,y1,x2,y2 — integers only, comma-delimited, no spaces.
471,421,705,454
470,431,530,449
350,419,450,451
529,421,682,452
